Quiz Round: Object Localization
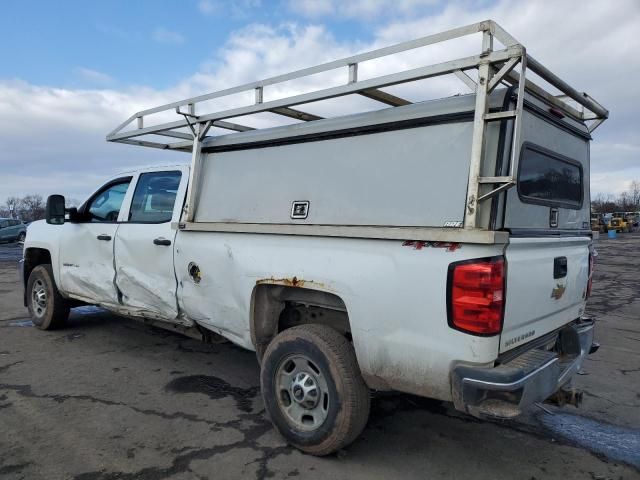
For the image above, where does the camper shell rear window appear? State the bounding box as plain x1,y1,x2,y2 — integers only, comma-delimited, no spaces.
517,143,583,209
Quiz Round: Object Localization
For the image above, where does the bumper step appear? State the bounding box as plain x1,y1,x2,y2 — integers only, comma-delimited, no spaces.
451,318,595,419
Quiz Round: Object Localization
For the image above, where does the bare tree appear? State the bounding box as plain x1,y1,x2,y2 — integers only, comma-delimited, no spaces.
619,192,632,211
66,197,81,208
591,182,640,213
19,195,46,222
630,180,640,210
1,197,21,218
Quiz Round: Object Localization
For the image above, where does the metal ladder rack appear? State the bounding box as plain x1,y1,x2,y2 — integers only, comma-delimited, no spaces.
107,20,608,231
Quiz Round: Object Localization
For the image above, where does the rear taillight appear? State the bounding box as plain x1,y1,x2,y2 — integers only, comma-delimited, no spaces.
586,252,594,298
447,257,505,336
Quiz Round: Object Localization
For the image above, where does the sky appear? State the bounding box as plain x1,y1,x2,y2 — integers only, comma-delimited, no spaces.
1,0,639,203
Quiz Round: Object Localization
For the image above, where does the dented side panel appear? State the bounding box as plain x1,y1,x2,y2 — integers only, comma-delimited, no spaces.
173,231,503,401
58,222,121,305
114,226,180,321
112,165,189,322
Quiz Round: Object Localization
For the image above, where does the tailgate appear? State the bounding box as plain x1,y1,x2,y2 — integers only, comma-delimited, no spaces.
500,236,590,353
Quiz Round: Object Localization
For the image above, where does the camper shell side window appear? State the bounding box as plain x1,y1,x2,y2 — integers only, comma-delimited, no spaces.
517,142,584,210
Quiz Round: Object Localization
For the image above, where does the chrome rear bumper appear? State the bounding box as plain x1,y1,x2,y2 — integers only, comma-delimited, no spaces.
451,318,595,418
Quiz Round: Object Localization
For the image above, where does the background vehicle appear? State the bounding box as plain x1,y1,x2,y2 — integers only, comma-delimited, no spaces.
609,214,628,233
591,213,607,233
624,212,638,231
20,21,606,455
0,218,27,243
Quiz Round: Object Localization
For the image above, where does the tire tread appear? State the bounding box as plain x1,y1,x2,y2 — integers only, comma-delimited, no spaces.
261,324,370,455
27,264,70,330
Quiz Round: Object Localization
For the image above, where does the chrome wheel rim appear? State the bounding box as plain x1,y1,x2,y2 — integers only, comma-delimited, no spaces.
31,279,48,318
275,354,330,431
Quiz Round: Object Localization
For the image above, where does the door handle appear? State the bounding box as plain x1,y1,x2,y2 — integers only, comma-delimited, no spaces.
97,234,112,241
553,256,567,279
153,237,171,246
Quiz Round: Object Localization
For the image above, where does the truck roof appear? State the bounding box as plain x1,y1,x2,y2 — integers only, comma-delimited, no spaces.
115,163,188,176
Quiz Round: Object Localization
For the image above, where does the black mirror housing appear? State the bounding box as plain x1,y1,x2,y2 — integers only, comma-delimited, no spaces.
67,207,79,222
46,195,66,225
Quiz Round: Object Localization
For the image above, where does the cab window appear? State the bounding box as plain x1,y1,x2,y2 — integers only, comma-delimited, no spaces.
128,171,181,223
87,180,131,222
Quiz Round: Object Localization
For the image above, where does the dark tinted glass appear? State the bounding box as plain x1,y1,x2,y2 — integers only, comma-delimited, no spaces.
519,146,582,208
129,171,181,223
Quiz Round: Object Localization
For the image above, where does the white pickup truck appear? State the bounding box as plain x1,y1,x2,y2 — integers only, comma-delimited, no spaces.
20,21,606,455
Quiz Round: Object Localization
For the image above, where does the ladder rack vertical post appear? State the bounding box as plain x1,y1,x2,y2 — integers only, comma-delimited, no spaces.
507,50,526,181
183,123,203,223
348,63,358,83
464,30,493,230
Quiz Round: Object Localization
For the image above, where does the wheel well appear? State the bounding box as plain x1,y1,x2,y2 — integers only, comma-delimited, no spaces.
251,284,351,359
23,248,52,287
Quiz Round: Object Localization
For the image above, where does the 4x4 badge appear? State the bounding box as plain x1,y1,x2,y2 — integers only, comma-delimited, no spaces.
551,283,566,300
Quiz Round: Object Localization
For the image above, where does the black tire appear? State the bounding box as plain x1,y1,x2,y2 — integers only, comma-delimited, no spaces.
26,264,70,330
17,232,26,243
260,324,370,456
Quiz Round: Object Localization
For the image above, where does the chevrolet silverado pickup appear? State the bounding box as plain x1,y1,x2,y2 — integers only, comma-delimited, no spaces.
20,20,606,455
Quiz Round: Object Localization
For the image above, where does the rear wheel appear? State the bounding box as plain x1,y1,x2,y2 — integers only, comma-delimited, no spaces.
260,324,370,456
26,264,70,330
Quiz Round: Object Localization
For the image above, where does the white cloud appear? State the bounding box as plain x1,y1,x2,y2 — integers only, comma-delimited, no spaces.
289,0,335,17
289,0,441,19
198,0,221,14
199,0,262,19
74,67,115,86
1,0,639,203
152,27,185,45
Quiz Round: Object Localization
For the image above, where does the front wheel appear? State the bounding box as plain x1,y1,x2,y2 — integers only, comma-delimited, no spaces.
26,264,70,330
260,324,370,456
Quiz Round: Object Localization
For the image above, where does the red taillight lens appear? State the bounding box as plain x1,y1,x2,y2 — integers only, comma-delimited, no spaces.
448,257,505,335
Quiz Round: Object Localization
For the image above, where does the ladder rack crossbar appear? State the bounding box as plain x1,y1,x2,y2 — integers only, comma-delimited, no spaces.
108,47,519,143
107,19,607,147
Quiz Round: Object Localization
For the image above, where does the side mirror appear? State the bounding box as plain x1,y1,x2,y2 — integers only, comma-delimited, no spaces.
46,195,66,225
67,207,79,222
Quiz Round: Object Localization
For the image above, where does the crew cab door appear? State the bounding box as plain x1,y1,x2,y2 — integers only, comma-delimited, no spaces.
114,168,187,321
59,177,133,306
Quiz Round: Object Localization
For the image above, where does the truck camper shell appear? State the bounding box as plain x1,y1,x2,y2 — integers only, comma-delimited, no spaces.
106,20,608,244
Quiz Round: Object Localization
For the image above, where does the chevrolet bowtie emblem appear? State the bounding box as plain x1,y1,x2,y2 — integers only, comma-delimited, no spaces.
551,283,566,300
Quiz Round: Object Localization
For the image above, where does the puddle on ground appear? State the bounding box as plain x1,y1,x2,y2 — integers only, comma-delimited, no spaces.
59,332,84,342
165,375,260,413
73,306,106,315
538,411,640,468
8,320,33,327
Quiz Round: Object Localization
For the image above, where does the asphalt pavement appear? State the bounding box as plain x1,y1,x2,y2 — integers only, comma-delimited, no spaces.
0,235,638,480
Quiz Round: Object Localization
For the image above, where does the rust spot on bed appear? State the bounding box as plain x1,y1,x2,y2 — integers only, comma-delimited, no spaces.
256,276,328,289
